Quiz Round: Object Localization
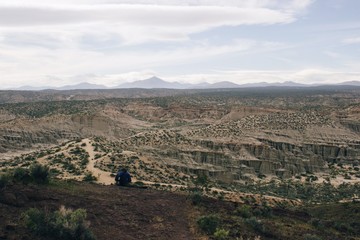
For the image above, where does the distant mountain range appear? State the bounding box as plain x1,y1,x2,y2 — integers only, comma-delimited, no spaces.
9,76,360,90
13,82,108,91
57,82,108,90
337,81,360,86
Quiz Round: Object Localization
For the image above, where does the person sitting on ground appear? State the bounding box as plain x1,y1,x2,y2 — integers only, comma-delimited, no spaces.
115,168,132,186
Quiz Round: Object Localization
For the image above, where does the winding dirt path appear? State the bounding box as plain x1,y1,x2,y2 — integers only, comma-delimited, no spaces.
80,138,300,204
82,138,114,185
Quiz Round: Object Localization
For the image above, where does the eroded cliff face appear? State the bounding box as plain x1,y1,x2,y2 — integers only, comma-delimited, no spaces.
0,129,71,152
116,116,360,181
341,121,360,132
1,93,359,181
115,131,357,182
0,108,145,152
189,138,359,178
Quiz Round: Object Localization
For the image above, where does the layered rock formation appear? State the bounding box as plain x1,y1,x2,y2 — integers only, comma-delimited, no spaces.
1,88,359,181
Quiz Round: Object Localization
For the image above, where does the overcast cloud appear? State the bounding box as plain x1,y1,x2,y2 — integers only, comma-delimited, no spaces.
0,0,359,88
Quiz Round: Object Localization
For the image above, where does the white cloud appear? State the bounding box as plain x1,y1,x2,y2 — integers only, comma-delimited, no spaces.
1,0,313,8
0,5,294,44
0,37,292,88
283,0,314,12
166,69,360,85
323,51,341,58
0,0,321,88
0,38,257,85
0,0,316,45
0,4,295,27
343,37,360,44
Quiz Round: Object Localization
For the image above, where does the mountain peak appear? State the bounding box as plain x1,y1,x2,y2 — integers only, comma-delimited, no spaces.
57,82,108,90
338,80,360,86
147,76,164,81
141,76,168,84
116,76,184,89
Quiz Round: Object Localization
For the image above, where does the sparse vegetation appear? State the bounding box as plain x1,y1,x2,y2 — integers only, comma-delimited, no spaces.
245,217,266,234
197,215,221,235
30,163,50,184
23,206,96,240
1,88,360,239
0,164,50,185
83,172,97,182
0,173,10,189
12,167,31,184
214,228,229,240
189,191,203,205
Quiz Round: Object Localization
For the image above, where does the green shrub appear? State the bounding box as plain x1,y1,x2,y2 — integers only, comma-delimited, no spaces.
334,222,354,233
245,217,265,233
309,218,324,229
197,215,220,235
190,191,203,205
253,205,272,217
23,206,96,240
30,164,49,184
80,158,89,167
214,228,229,240
194,173,209,188
236,205,252,218
217,194,225,201
13,167,31,184
49,168,61,176
0,173,10,189
83,172,97,182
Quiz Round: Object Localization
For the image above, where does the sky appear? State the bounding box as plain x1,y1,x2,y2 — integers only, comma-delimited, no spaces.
0,0,360,88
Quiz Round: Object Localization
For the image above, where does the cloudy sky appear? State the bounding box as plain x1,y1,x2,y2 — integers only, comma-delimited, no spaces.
0,0,360,88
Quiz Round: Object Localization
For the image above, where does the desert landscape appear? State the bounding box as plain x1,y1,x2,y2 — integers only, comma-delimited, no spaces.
1,86,360,239
1,1,360,239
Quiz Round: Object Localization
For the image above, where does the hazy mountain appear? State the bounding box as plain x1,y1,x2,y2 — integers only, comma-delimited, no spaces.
207,81,241,88
57,82,108,90
13,85,53,91
191,82,212,89
237,81,307,88
237,82,271,88
6,78,358,91
115,76,188,89
116,78,243,89
338,80,360,86
269,81,308,87
12,82,108,91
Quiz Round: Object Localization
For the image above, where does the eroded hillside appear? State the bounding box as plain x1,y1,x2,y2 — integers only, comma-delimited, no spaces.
1,88,360,197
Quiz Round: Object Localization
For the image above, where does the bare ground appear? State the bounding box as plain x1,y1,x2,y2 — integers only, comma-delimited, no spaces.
0,182,202,240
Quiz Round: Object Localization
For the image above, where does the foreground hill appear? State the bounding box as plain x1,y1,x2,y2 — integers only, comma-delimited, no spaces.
0,181,196,240
1,180,359,240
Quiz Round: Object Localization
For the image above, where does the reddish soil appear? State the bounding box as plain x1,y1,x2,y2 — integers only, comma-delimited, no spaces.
0,182,202,240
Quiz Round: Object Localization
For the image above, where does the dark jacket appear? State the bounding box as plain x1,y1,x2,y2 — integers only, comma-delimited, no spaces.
115,171,132,186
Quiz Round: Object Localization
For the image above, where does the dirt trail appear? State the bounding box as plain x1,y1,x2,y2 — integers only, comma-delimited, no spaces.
81,139,300,205
82,138,114,185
